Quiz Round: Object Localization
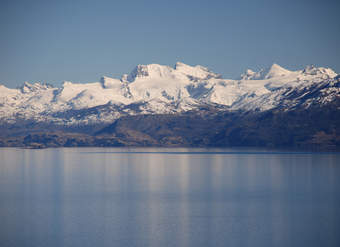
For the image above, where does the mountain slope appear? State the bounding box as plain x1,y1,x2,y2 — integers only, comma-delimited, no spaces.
0,62,338,127
95,98,340,149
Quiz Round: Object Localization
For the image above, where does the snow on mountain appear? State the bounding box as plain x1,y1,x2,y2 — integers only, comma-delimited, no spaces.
56,81,132,109
240,69,258,80
241,64,294,80
0,62,338,125
174,62,221,80
262,63,293,79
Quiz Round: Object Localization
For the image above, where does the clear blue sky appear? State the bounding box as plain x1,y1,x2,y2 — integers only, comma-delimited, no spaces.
1,0,339,87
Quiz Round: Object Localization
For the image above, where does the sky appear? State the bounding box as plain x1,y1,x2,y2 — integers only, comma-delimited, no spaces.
1,0,340,87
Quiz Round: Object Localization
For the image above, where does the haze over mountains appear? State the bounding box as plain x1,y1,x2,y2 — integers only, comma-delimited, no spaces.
0,62,339,149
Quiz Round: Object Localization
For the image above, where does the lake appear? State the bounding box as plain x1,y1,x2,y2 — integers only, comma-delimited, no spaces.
0,148,339,247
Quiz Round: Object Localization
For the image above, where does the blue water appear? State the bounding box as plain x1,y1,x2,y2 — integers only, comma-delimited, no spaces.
0,148,339,247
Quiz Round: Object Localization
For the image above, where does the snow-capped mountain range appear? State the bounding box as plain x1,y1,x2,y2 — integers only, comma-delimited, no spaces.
0,62,339,126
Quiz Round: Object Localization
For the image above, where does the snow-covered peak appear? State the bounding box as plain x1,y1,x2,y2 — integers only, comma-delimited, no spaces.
302,65,337,78
262,64,292,79
174,62,221,79
240,69,258,80
62,81,74,87
20,82,50,93
0,84,17,96
127,65,149,82
0,62,338,126
126,62,221,83
127,64,174,82
240,64,292,80
100,76,123,89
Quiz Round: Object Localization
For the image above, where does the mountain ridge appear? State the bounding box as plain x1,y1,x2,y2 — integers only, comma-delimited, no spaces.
0,62,339,150
0,62,338,126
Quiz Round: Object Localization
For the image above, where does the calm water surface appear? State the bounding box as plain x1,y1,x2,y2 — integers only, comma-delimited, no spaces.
0,148,339,247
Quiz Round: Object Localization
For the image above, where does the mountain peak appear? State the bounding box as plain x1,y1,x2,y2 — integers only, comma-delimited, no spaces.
125,62,221,82
270,63,283,69
264,63,292,79
0,61,339,131
174,62,221,79
20,81,49,93
0,84,8,91
127,65,147,82
240,69,257,80
240,64,292,80
100,76,123,89
127,64,174,82
174,61,188,68
302,65,337,78
62,81,74,87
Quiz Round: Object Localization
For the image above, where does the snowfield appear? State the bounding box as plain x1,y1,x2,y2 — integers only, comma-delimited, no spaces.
0,62,339,125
